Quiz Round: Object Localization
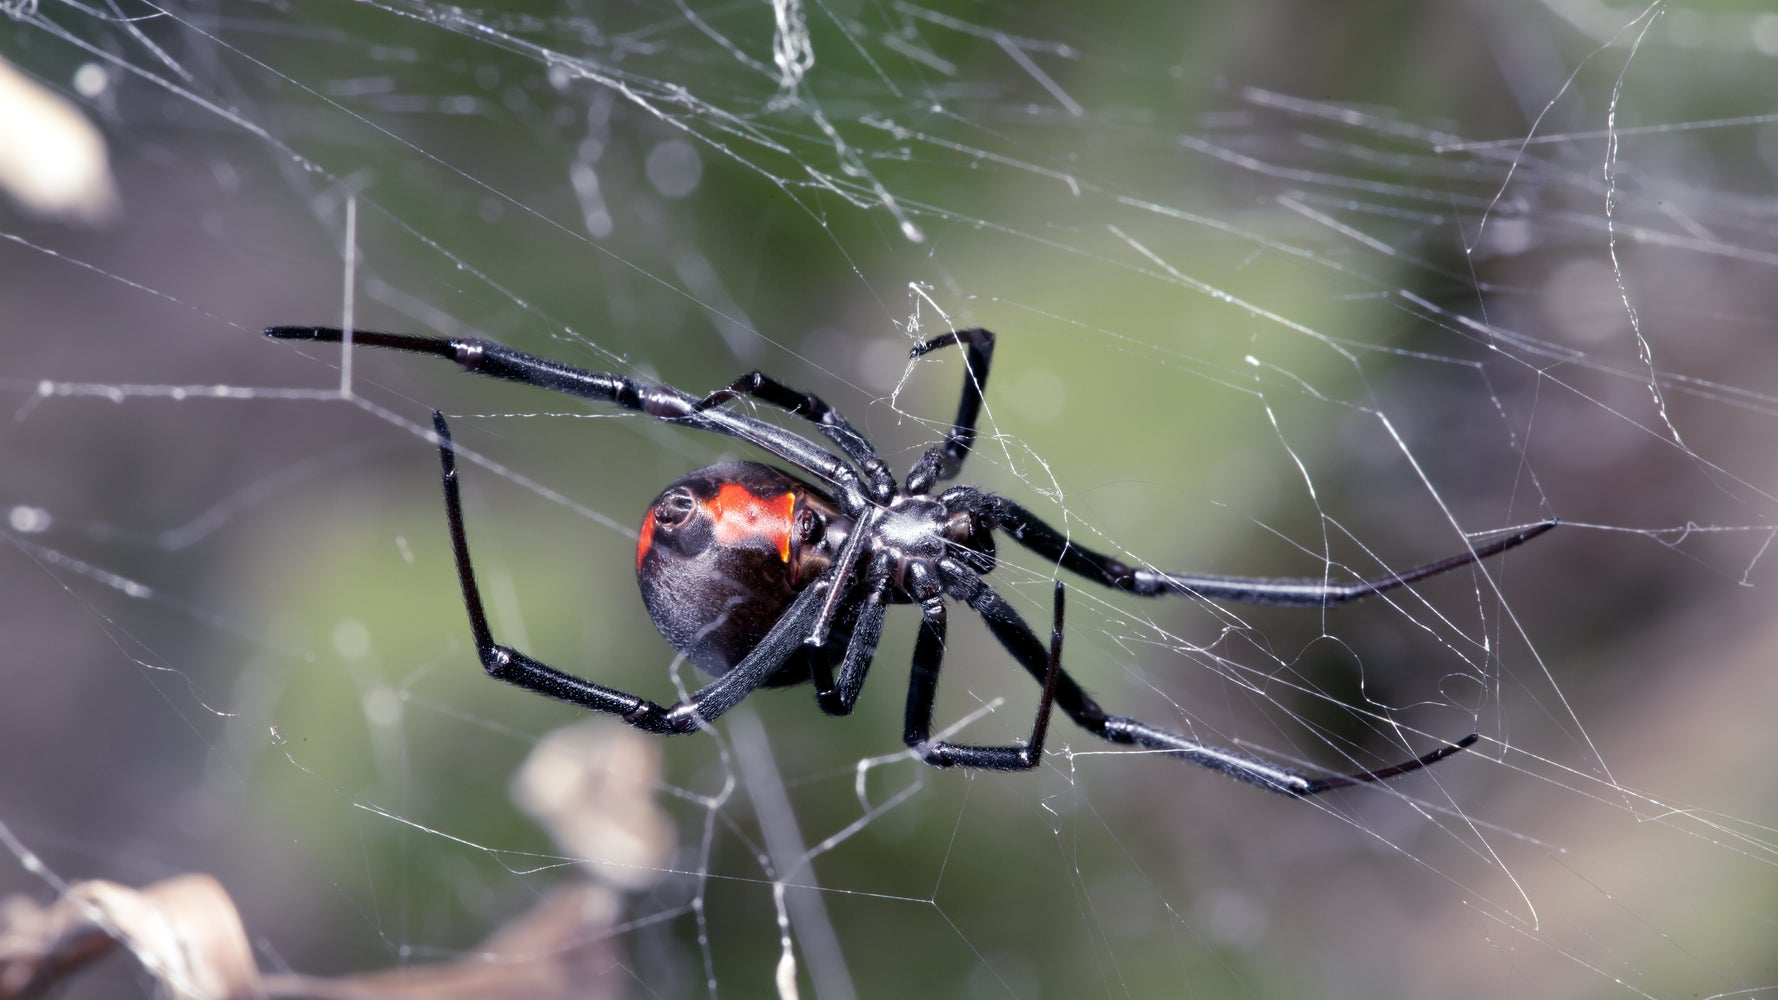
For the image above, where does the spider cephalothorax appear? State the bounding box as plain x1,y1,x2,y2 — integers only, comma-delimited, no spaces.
266,324,1552,796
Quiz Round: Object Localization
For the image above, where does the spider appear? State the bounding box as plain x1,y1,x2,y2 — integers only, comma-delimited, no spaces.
265,324,1553,796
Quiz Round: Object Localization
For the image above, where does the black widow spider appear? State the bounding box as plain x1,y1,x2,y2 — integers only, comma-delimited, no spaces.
266,324,1553,796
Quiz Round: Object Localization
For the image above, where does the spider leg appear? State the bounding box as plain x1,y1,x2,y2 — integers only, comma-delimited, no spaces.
691,370,896,502
433,410,828,734
811,553,892,716
956,491,1555,607
903,582,1064,771
265,326,871,513
806,505,877,649
936,556,1472,796
904,328,994,495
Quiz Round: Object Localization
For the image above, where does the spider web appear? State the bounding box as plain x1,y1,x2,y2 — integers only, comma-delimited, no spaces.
4,1,1777,997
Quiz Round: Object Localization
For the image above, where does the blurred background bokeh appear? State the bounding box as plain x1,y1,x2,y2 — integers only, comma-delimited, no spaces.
4,1,1778,997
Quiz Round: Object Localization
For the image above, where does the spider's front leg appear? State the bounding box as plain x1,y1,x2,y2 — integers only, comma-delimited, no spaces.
903,581,1064,771
431,410,824,734
958,491,1555,608
904,328,995,495
943,555,1474,796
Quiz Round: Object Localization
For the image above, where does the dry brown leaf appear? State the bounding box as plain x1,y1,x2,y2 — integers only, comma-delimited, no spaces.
0,873,258,999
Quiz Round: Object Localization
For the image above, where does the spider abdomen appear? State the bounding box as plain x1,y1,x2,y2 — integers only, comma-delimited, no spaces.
635,462,845,678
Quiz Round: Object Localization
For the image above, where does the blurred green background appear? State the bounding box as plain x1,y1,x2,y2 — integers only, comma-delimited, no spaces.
5,1,1778,997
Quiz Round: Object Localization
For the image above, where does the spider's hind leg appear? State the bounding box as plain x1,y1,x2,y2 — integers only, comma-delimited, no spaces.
691,370,895,502
430,410,825,736
806,568,889,715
